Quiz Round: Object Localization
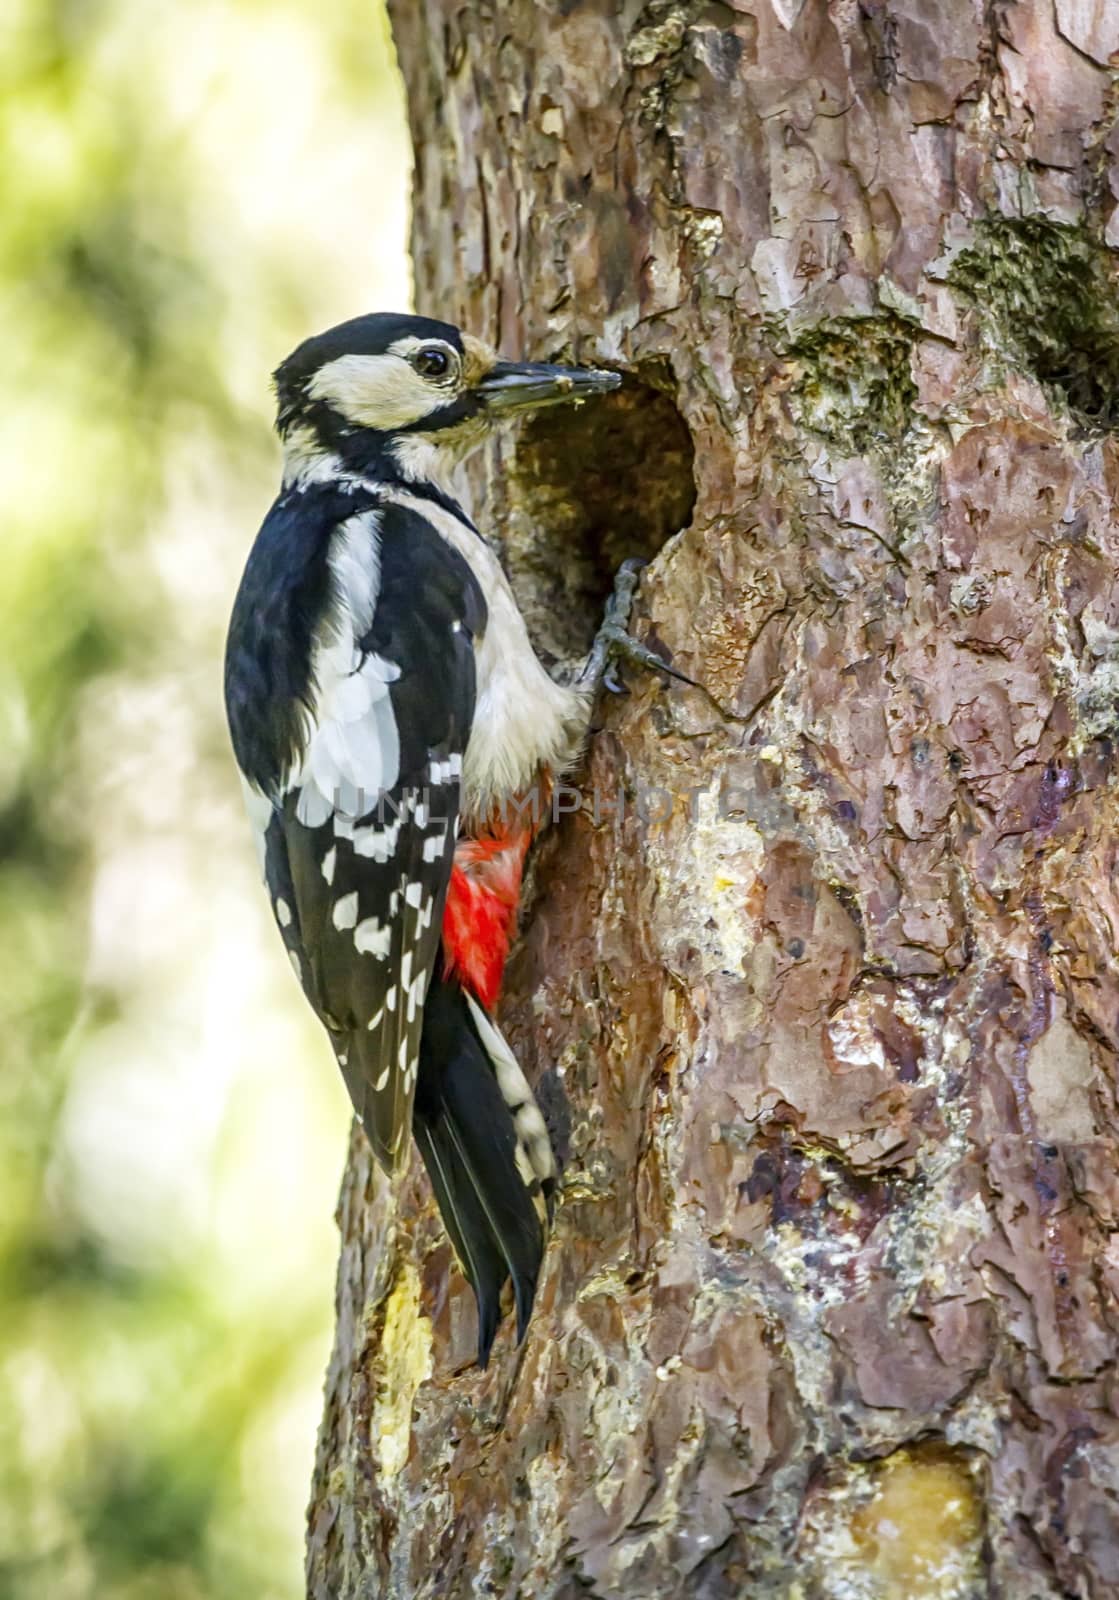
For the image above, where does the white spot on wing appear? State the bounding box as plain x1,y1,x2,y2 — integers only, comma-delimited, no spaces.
428,752,463,784
275,897,292,927
322,847,337,885
349,803,407,860
354,917,392,958
332,892,359,930
406,970,426,1023
422,829,446,863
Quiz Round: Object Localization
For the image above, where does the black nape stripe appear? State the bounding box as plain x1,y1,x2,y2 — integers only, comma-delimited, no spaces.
288,399,481,538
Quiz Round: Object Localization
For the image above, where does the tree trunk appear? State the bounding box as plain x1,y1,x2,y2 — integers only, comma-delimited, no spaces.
306,4,1119,1596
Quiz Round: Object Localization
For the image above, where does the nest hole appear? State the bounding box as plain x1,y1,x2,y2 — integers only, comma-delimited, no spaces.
499,363,696,663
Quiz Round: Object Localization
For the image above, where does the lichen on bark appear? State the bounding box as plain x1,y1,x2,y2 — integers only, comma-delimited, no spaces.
947,216,1119,428
780,311,919,454
306,4,1119,1598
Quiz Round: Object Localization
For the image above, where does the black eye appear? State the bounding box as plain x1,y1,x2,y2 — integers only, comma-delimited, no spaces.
415,345,452,379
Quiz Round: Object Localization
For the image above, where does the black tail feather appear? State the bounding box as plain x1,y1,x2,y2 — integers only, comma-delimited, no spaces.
414,973,547,1366
412,1112,505,1365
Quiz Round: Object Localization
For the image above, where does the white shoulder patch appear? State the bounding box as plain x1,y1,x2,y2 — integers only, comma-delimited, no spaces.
289,510,403,824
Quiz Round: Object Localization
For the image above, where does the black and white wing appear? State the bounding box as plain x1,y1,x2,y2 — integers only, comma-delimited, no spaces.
245,497,484,1171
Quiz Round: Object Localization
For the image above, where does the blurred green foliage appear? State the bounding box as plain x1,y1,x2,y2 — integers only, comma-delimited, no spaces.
0,2,407,1595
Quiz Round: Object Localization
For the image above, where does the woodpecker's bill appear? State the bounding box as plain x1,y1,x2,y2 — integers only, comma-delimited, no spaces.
224,312,626,1365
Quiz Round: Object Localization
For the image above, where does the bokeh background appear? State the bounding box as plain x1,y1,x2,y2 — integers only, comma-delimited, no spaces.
1,3,408,1595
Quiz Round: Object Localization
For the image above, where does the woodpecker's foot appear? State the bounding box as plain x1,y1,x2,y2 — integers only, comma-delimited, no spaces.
581,559,696,694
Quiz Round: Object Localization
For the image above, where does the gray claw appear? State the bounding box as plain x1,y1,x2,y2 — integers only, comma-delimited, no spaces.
582,558,697,694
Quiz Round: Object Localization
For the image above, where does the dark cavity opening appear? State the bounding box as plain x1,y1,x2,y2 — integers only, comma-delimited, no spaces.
499,363,696,663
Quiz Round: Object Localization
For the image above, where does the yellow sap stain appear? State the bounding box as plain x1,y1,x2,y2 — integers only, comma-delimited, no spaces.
844,1447,983,1596
372,1263,432,1480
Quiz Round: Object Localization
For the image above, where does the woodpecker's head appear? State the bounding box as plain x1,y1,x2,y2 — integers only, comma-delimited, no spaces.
274,311,620,487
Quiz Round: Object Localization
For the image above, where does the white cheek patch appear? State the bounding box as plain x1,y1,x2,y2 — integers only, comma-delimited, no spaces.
307,352,440,432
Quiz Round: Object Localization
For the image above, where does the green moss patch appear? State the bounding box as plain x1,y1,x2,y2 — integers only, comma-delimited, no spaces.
782,316,918,455
949,217,1119,429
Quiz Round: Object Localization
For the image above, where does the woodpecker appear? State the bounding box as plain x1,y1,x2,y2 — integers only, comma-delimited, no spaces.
224,311,662,1365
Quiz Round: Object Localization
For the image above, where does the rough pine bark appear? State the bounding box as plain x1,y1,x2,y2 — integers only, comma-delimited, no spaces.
306,4,1119,1596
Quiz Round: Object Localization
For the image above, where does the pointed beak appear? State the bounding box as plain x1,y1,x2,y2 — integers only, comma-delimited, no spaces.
477,360,621,415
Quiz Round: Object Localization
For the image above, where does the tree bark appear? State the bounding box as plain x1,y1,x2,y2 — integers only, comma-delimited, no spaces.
307,4,1119,1596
